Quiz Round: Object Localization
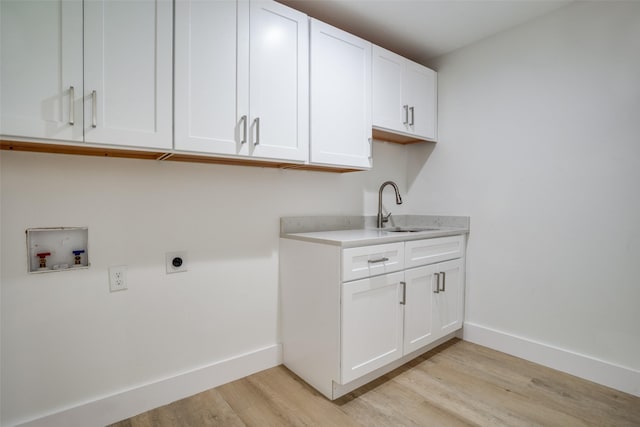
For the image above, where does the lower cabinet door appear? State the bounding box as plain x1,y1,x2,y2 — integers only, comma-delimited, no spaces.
433,258,464,339
341,271,404,384
403,265,436,354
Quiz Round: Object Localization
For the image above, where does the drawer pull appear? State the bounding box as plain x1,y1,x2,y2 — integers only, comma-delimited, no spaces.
368,257,389,264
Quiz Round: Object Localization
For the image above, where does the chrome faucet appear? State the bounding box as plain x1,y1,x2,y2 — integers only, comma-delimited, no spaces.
377,181,403,228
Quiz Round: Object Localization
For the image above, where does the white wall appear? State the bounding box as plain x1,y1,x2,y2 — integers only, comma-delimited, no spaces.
0,143,409,425
406,1,640,372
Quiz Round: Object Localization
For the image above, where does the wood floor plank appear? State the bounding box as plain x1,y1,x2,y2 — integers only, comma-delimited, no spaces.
418,358,590,426
108,389,245,427
338,374,474,427
245,366,361,426
110,339,640,427
436,341,640,426
217,373,294,426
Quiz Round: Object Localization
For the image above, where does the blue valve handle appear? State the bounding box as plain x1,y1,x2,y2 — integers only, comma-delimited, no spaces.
72,250,85,255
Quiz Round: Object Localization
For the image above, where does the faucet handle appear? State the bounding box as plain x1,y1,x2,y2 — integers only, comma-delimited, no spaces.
382,212,392,224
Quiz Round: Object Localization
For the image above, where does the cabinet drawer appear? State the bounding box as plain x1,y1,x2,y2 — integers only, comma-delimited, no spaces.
405,235,464,269
342,242,404,281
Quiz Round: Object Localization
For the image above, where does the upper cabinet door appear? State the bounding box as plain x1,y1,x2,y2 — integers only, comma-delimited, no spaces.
174,0,241,155
0,0,83,141
309,19,372,169
247,1,308,162
372,45,437,142
372,47,404,135
83,0,173,149
404,62,437,140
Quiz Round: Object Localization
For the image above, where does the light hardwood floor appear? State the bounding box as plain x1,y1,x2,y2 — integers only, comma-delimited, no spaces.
109,339,640,426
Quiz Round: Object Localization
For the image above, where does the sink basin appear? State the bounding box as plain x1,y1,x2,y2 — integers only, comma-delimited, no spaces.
383,226,440,233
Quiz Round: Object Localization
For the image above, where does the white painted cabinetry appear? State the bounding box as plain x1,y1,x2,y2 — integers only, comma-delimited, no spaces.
342,271,404,383
432,258,464,338
174,0,308,162
280,234,466,399
83,0,173,149
309,19,372,168
403,257,464,353
174,0,240,155
0,0,173,149
372,45,437,142
1,0,83,141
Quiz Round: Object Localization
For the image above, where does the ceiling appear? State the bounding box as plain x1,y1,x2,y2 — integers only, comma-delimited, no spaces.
278,0,571,65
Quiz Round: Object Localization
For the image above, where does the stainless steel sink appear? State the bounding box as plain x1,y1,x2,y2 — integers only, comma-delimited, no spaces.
383,226,440,233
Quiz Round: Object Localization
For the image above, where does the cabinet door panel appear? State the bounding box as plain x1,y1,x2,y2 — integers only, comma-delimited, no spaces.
248,1,308,161
341,272,404,384
84,0,172,149
174,0,239,154
0,0,83,141
403,266,436,354
433,259,464,339
372,46,404,133
310,19,372,168
405,62,437,140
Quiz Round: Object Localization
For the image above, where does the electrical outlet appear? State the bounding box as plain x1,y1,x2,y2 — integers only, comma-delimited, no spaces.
109,265,127,292
166,251,187,274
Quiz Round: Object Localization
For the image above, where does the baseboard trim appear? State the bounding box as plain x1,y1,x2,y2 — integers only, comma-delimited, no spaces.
17,344,282,427
463,322,640,397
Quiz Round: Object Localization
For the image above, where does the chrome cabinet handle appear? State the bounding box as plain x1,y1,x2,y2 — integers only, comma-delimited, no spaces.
440,271,446,292
368,137,373,160
240,115,248,144
91,90,97,128
403,105,409,125
400,281,406,305
368,257,389,264
253,117,260,145
409,106,415,126
69,86,75,125
433,273,440,293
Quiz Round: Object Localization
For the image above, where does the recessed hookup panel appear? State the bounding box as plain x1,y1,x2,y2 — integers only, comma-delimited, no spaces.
26,227,89,273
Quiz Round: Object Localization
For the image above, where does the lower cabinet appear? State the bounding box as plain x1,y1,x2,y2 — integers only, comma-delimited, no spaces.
342,271,404,384
404,258,464,354
280,234,466,400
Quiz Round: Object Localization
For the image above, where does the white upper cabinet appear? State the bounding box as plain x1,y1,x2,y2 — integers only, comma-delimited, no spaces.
174,0,240,155
247,1,308,161
372,45,437,142
0,0,173,149
174,0,308,162
83,0,173,149
1,0,83,141
309,19,372,169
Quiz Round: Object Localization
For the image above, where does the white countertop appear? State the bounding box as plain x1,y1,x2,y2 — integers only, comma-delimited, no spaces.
281,226,469,248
